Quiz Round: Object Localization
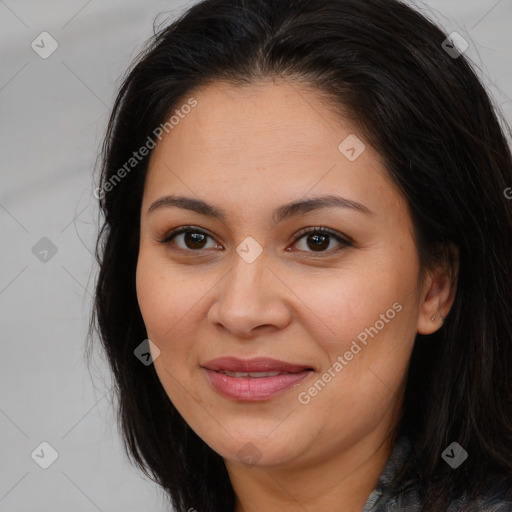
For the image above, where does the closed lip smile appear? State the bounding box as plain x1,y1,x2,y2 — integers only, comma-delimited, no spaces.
200,356,314,401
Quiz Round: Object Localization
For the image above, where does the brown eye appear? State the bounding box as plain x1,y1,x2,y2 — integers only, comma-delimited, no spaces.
182,231,209,249
160,227,219,251
292,227,351,254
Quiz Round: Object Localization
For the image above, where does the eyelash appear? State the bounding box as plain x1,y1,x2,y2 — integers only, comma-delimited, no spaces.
158,225,352,256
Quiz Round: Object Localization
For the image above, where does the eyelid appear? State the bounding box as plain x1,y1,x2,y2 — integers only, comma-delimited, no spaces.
291,226,353,246
158,225,219,249
158,225,353,254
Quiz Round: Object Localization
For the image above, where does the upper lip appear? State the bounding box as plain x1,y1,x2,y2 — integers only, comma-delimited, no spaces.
201,356,313,373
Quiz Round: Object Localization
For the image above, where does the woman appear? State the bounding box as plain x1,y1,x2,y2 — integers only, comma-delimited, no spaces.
88,0,512,510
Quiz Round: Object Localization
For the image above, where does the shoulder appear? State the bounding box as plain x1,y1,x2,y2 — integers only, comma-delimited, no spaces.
364,436,512,512
377,482,512,512
448,485,512,512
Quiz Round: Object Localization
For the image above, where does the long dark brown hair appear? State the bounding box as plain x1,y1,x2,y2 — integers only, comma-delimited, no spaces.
87,1,512,510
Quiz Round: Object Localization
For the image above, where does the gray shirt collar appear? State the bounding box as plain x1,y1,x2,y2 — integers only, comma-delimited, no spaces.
361,436,417,512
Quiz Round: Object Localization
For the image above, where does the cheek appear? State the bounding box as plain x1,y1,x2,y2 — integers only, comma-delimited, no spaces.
291,266,406,349
135,256,202,400
135,257,168,336
295,255,417,403
135,251,201,339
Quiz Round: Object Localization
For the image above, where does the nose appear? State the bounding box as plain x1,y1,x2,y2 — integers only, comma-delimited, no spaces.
207,248,292,338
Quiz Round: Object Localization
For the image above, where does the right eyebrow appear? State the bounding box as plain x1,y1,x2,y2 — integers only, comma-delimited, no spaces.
147,195,228,220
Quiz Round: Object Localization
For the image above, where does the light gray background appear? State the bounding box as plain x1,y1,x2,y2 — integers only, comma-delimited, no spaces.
1,1,511,510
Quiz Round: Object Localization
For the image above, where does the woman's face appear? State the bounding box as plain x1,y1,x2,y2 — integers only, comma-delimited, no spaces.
136,79,443,469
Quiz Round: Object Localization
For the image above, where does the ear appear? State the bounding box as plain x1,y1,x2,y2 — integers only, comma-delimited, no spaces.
417,243,459,335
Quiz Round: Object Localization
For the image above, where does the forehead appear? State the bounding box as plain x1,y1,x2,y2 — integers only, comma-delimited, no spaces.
143,79,406,224
154,79,358,163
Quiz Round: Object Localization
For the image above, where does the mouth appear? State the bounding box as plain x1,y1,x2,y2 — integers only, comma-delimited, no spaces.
201,356,314,401
201,356,314,374
213,370,305,378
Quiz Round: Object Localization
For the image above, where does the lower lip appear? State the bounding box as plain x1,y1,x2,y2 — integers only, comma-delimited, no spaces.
202,368,312,401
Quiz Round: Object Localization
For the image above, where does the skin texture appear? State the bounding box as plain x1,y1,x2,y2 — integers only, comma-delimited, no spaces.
135,78,458,512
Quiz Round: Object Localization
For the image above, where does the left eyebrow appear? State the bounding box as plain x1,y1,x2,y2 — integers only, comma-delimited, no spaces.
146,194,374,222
272,195,374,223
